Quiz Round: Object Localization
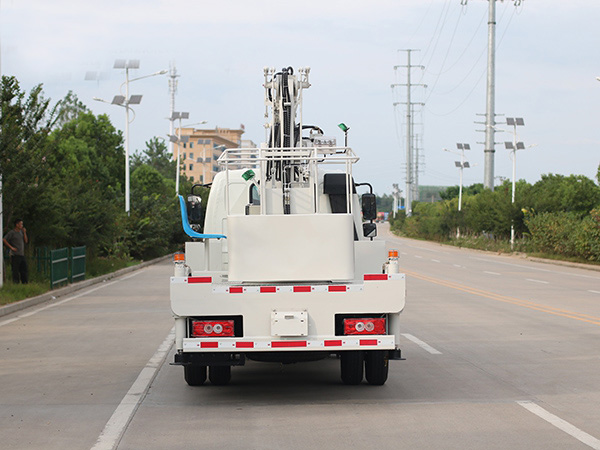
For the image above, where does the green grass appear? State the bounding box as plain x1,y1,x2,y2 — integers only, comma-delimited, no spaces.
0,255,143,306
0,281,49,306
86,256,140,278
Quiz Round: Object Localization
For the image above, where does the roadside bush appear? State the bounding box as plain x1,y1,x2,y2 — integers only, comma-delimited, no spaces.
524,211,581,257
574,209,600,261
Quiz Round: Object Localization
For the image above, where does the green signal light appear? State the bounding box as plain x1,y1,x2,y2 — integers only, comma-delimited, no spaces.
242,169,255,181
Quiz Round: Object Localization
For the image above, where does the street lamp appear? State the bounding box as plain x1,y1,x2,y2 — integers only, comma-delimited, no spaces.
444,143,472,238
168,112,190,196
392,183,402,218
504,117,525,250
94,60,167,214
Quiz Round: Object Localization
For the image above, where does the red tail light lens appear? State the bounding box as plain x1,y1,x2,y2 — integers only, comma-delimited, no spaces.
343,318,386,335
191,320,235,337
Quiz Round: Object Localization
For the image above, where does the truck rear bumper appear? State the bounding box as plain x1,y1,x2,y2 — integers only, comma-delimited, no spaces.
182,335,395,352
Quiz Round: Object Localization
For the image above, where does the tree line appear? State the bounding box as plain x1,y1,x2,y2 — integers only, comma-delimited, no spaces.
0,75,196,264
385,171,600,262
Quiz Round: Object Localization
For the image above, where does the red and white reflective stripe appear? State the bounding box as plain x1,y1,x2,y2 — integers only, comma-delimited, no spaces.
174,273,403,290
364,273,405,281
182,335,395,351
188,276,212,284
364,274,388,281
215,284,364,294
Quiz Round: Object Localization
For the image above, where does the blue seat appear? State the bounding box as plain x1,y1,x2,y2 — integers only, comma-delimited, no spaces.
178,195,226,239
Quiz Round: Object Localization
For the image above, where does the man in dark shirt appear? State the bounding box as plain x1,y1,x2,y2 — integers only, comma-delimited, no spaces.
3,218,28,284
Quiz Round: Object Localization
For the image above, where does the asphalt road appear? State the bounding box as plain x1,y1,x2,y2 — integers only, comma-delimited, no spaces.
1,225,599,449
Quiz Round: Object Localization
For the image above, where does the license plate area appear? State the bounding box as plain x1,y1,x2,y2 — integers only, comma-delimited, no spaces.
271,310,308,337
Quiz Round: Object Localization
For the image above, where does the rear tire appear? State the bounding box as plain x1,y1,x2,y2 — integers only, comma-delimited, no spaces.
184,365,207,386
209,365,231,385
365,350,389,386
340,351,364,385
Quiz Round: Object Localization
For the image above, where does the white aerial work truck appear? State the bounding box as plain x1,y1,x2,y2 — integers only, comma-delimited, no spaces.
170,66,405,386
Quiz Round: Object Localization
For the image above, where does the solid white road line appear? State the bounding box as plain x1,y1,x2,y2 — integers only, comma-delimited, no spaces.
91,327,175,450
527,278,549,284
589,290,600,295
401,333,442,355
517,401,600,449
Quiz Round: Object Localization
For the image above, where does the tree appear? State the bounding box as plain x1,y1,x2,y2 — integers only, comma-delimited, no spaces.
0,76,58,232
131,137,175,181
440,183,484,201
527,174,600,216
54,91,90,129
36,111,125,253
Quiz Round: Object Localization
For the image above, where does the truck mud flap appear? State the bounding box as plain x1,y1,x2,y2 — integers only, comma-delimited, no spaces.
172,352,246,367
388,349,405,361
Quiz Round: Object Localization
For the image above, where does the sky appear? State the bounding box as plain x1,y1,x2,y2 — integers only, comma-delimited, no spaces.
1,0,599,196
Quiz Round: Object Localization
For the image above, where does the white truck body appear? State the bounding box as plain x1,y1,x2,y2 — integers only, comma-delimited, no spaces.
170,67,405,386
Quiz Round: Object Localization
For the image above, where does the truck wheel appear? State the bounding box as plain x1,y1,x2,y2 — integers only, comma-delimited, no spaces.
365,351,389,386
184,365,207,386
209,365,231,385
340,351,364,385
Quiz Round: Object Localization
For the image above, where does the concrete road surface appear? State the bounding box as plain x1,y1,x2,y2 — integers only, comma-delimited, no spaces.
1,226,600,449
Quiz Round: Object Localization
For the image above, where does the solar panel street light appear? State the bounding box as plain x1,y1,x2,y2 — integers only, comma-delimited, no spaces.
505,116,528,249
173,112,190,195
128,95,143,105
93,60,167,214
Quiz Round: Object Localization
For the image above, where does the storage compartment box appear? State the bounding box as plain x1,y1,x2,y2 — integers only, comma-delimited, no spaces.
228,214,355,282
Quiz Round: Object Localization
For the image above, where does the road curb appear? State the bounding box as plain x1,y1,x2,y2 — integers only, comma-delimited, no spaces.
0,254,172,318
523,256,600,273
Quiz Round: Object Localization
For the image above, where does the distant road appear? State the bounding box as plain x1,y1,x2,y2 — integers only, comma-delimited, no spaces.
1,227,600,449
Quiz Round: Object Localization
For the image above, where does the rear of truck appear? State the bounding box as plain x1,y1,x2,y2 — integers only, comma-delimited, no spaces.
170,67,405,386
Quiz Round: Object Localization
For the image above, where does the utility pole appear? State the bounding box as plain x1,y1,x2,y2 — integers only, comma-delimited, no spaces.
392,50,425,217
463,0,523,190
1,0,4,287
0,0,3,287
504,117,525,250
484,0,497,191
168,63,179,191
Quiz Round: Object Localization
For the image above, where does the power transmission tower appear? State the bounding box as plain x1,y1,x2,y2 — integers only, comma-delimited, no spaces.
392,49,426,216
462,0,523,190
412,105,425,203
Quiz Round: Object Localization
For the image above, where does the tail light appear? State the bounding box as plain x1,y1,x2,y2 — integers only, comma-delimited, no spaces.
343,318,386,335
191,320,235,337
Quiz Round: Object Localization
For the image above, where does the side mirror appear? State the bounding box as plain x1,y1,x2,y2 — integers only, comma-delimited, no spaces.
363,222,377,238
361,193,377,221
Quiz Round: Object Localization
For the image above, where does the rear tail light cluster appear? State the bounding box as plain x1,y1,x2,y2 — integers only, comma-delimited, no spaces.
343,318,386,335
191,320,235,337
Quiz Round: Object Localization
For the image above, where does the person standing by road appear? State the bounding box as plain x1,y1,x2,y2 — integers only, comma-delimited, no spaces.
3,218,28,284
